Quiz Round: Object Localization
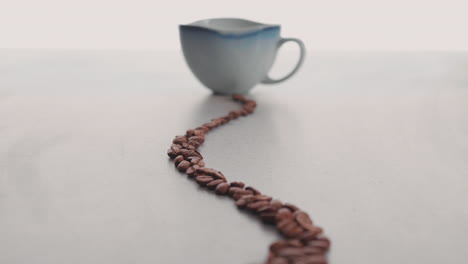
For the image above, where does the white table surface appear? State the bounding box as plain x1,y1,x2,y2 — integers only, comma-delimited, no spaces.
0,50,467,264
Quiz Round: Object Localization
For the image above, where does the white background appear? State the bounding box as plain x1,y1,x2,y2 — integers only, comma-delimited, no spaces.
1,0,468,50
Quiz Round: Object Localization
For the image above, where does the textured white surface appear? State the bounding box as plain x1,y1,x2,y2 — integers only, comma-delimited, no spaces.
0,50,467,264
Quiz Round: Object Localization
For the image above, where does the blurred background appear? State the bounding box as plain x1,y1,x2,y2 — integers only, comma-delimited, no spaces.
1,0,467,51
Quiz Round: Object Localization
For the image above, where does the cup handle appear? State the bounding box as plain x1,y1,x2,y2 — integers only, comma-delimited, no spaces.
261,38,306,84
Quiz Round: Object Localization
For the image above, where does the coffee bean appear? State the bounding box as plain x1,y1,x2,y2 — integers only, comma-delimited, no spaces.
270,200,283,210
229,181,245,188
253,195,272,201
182,142,196,150
186,129,195,137
276,208,293,222
298,228,323,243
235,198,248,208
195,168,225,180
206,179,225,190
277,247,305,257
257,205,276,214
215,182,230,195
171,143,182,151
232,94,247,102
277,219,296,232
173,135,188,144
167,148,177,158
228,111,240,119
185,165,200,177
284,226,304,238
301,246,325,255
177,160,191,172
179,149,202,159
295,211,314,231
247,200,270,211
189,157,202,164
195,176,214,186
307,240,330,252
260,212,277,224
270,241,289,253
174,155,184,166
287,239,303,248
245,186,261,195
232,190,254,200
188,136,204,148
228,187,244,196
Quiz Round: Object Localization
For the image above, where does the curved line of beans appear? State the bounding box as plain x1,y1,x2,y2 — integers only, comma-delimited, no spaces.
167,95,330,264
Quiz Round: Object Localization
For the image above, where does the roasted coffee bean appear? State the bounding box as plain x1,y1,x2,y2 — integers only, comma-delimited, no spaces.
257,205,276,214
270,200,283,210
311,236,330,249
179,149,202,159
177,160,191,172
260,212,277,224
182,142,196,150
173,135,188,144
307,240,330,252
245,186,261,195
228,111,240,119
206,179,225,190
193,130,205,138
189,157,202,165
298,228,323,243
232,94,247,102
171,143,182,151
244,106,254,113
287,239,303,247
230,181,245,188
204,122,218,129
247,200,270,211
235,198,248,208
232,190,254,200
195,176,214,186
284,203,300,212
270,241,290,253
228,187,244,196
174,155,184,166
277,219,296,231
167,148,177,158
253,195,272,201
215,182,230,195
301,246,325,255
186,129,195,137
195,126,209,133
276,208,294,222
195,168,226,180
185,165,200,177
188,136,204,147
276,247,306,257
295,211,314,231
284,226,304,238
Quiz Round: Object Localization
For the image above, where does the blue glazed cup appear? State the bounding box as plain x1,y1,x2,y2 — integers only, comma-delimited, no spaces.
179,18,305,94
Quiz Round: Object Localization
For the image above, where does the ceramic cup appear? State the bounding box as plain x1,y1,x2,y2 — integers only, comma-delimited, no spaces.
179,18,305,94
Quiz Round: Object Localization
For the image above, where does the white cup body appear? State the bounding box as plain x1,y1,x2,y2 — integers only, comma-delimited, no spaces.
180,24,280,94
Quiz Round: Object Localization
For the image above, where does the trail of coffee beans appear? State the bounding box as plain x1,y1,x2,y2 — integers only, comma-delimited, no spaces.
167,95,330,264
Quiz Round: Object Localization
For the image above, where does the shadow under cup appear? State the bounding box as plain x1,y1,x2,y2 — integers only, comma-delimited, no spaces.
179,26,281,94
